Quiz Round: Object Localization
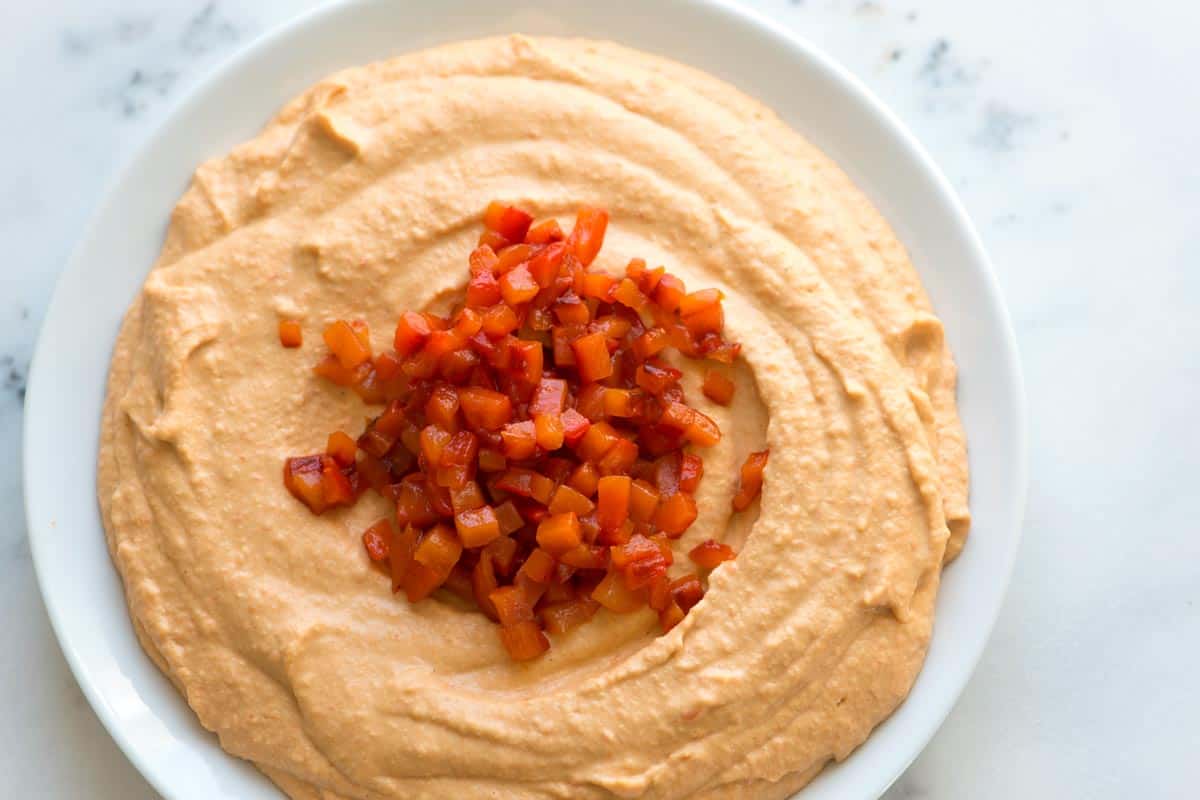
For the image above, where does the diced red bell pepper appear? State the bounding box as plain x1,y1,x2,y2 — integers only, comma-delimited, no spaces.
478,228,510,251
640,266,666,294
596,475,631,532
609,534,663,569
683,304,725,337
501,420,538,460
581,271,617,301
394,475,439,528
497,620,549,661
624,552,669,590
688,538,736,569
492,502,524,536
602,388,639,418
494,468,555,504
528,241,568,287
499,264,539,305
659,601,685,633
442,430,480,469
574,384,607,421
653,273,686,312
572,333,613,383
529,307,554,331
356,451,391,492
426,480,454,517
483,201,534,242
450,480,486,513
467,269,501,308
472,554,500,620
574,421,621,463
469,243,500,275
481,304,520,338
459,387,514,430
612,278,649,312
647,574,672,612
653,451,682,497
374,400,408,437
558,543,608,570
484,534,519,575
512,339,544,384
702,368,735,405
389,524,419,593
589,315,632,341
654,492,698,538
669,574,705,612
477,447,507,472
361,518,394,563
456,505,502,548
393,311,432,356
536,512,582,555
419,425,452,468
326,431,358,467
424,384,461,430
552,293,591,327
629,479,660,523
374,350,403,380
658,401,696,432
278,320,302,348
533,413,564,451
406,524,463,602
625,257,647,282
551,326,578,367
591,569,642,613
323,320,371,368
632,328,670,360
634,361,682,396
595,438,639,476
732,449,770,511
567,461,600,497
678,288,723,317
566,207,608,266
525,218,564,244
320,457,356,507
490,584,536,626
541,597,600,634
559,408,590,447
678,453,704,493
659,401,722,447
517,548,556,584
529,378,567,415
548,484,595,516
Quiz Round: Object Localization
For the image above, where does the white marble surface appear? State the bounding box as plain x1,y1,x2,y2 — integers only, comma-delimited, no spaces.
3,0,1198,797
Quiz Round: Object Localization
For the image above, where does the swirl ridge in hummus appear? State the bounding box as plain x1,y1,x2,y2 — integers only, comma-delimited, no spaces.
98,35,970,800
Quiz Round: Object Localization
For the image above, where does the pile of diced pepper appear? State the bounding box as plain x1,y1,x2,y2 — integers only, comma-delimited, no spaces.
281,202,768,661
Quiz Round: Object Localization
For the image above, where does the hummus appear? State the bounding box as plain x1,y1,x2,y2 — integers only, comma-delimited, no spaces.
98,35,970,800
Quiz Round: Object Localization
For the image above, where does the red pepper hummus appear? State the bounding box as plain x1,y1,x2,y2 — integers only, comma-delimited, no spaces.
98,35,970,800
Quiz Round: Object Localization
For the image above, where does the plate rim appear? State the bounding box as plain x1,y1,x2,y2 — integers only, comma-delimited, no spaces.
23,1,1029,798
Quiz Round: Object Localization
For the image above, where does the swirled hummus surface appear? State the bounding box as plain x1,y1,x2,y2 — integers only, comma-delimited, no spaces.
98,35,970,800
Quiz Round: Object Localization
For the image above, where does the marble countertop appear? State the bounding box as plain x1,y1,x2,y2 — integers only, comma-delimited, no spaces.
4,1,1198,797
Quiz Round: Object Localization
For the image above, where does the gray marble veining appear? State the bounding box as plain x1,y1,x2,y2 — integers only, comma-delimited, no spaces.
3,1,1199,798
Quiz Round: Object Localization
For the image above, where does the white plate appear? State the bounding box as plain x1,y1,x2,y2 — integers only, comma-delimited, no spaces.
23,1,1027,798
